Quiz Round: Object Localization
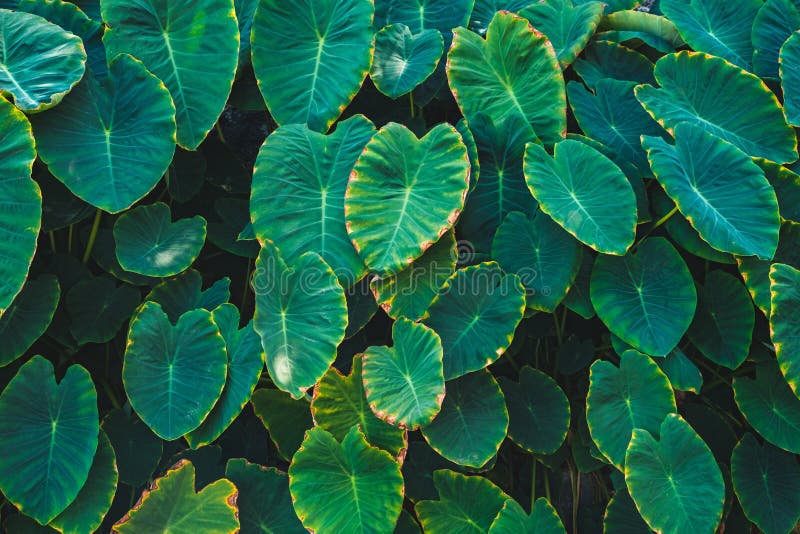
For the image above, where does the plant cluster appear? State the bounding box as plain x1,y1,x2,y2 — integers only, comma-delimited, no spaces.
0,0,799,532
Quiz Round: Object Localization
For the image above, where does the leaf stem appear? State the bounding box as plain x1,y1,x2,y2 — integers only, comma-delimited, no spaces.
631,205,678,252
48,231,57,254
82,209,103,265
409,92,415,118
569,461,580,534
67,224,73,254
531,458,538,511
99,376,121,410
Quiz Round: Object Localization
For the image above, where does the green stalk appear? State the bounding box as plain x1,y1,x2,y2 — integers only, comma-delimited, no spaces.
409,92,416,118
531,459,538,511
82,209,103,265
48,231,57,254
631,205,678,252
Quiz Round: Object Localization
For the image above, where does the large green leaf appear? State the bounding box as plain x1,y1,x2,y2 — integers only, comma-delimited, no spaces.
186,304,264,448
499,366,570,454
102,0,239,149
250,115,375,285
520,0,603,68
492,210,582,312
658,348,703,394
635,51,797,163
572,41,655,88
771,263,800,398
757,159,800,224
468,0,533,35
289,426,403,534
123,302,227,440
66,275,140,344
112,460,239,533
374,0,473,32
602,477,652,533
251,388,312,462
0,275,58,366
420,369,508,468
101,408,162,487
447,11,565,146
624,414,724,534
423,262,525,380
0,8,85,111
643,123,780,260
590,238,697,357
524,139,637,255
782,31,800,127
145,269,230,323
739,222,800,317
252,241,347,398
489,498,565,534
251,0,374,132
596,10,683,51
752,0,800,79
345,122,469,274
0,356,98,525
370,24,443,98
29,54,176,213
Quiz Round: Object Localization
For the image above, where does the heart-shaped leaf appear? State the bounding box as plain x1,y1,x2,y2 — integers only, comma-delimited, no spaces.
781,31,800,126
123,302,227,440
101,408,162,487
66,275,141,344
520,0,603,68
770,263,800,398
146,269,230,324
371,24,443,98
572,41,655,88
345,122,469,274
658,348,703,394
739,223,800,317
752,0,800,79
0,275,58,367
251,388,312,461
489,497,566,534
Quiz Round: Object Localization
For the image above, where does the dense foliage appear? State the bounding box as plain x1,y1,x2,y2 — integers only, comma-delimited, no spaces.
0,0,799,532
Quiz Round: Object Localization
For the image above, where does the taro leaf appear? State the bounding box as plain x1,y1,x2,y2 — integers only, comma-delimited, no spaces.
112,460,239,533
311,355,407,457
206,198,259,259
468,1,535,35
572,41,655,88
101,408,163,487
519,0,603,68
4,515,55,533
587,350,676,469
643,123,780,260
123,302,227,440
250,115,375,284
49,430,117,534
731,433,800,534
114,203,207,278
489,497,565,534
660,0,760,70
186,304,264,448
251,0,374,133
224,459,304,534
752,0,800,79
362,318,445,429
755,158,800,223
738,222,800,317
635,51,797,163
146,269,230,323
396,511,422,534
602,480,651,533
448,12,564,146
233,0,258,72
371,24,443,99
289,426,404,534
423,262,525,380
344,277,378,337
563,248,595,320
771,263,800,398
29,54,176,213
420,369,508,468
0,356,98,524
0,96,42,315
344,122,469,275
66,275,140,345
374,0,473,32
624,414,725,534
92,230,160,287
457,118,480,192
251,388,312,462
166,149,206,204
658,348,702,394
596,10,683,51
253,241,347,399
371,231,456,321
781,31,800,126
415,470,509,534
0,275,58,367
590,237,697,357
102,0,239,150
687,271,753,370
0,8,85,111
401,440,462,503
499,366,570,454
492,210,582,313
524,139,637,255
734,358,800,454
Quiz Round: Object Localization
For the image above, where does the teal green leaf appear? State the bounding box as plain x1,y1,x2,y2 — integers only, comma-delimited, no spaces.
0,8,85,111
250,115,375,285
207,198,259,259
186,304,264,448
520,0,603,68
289,426,404,534
489,497,565,534
102,0,239,149
374,0,473,32
456,118,480,192
233,0,258,72
253,241,347,399
146,269,230,323
251,388,312,461
771,263,800,398
731,433,800,534
0,275,58,367
602,480,651,533
597,10,683,51
101,408,163,487
112,460,239,534
311,355,407,457
572,41,655,88
469,0,534,35
415,470,509,534
0,356,98,525
423,263,525,380
499,366,570,454
91,229,161,287
492,210,582,313
658,348,702,394
66,275,140,344
587,350,676,469
447,11,566,146
420,369,508,468
395,510,422,534
752,0,800,79
123,302,227,440
345,122,469,274
624,414,725,534
251,0,374,132
635,51,797,163
29,54,176,213
362,318,445,429
756,158,800,223
643,123,780,259
371,24,443,98
563,248,595,320
781,31,800,126
114,202,207,278
524,139,637,255
345,277,378,337
590,238,697,357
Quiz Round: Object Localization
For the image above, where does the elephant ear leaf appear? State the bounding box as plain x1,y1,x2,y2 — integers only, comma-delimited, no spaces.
770,263,800,398
371,24,443,99
489,497,566,534
520,0,604,68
